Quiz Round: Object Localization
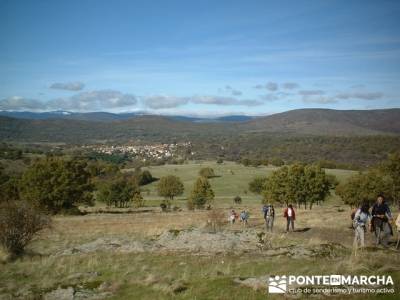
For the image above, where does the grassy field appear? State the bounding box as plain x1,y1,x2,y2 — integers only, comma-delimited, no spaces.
1,161,399,300
125,161,357,206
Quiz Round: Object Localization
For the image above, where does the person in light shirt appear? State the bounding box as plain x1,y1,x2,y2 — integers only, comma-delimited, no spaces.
284,204,296,232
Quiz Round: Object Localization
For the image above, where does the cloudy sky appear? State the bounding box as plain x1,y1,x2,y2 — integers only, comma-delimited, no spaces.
0,0,399,116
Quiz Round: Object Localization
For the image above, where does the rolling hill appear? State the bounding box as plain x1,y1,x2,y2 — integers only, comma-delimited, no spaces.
0,108,399,143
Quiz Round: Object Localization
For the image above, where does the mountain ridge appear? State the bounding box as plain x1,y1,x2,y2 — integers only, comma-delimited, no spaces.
1,108,399,143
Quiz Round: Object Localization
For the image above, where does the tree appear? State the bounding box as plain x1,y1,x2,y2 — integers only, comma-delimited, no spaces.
262,164,332,209
19,158,93,214
380,152,400,208
189,176,215,209
138,170,154,185
157,175,184,207
248,177,267,194
199,167,215,178
97,177,140,208
336,169,392,207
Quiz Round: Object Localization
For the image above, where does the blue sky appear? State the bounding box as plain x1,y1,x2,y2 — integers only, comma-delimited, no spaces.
0,0,399,116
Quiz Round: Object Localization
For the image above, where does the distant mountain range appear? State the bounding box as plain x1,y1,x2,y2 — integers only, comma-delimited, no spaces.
0,108,399,143
0,110,255,123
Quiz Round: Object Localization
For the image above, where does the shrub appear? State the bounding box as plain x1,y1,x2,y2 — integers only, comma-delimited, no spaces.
132,192,145,208
0,202,51,257
270,157,284,167
233,196,242,204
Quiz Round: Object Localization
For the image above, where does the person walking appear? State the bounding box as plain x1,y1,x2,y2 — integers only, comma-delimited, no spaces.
240,210,249,227
264,204,275,232
371,194,393,247
284,204,296,232
353,203,371,248
229,209,237,225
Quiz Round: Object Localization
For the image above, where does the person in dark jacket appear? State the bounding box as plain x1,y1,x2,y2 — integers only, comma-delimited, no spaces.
284,204,296,232
371,194,393,247
264,204,275,232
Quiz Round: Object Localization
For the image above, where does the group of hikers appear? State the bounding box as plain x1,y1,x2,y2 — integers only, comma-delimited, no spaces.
352,194,400,249
227,194,400,249
229,203,297,233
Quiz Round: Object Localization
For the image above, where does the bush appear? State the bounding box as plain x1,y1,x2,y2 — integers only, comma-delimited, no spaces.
132,192,145,208
199,167,215,178
0,202,51,257
233,196,242,204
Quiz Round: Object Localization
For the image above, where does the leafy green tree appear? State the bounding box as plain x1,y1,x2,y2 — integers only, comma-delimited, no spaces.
380,152,400,208
262,164,332,209
157,175,184,206
336,169,392,207
199,167,215,178
248,176,267,194
19,158,93,213
97,177,140,208
189,176,215,209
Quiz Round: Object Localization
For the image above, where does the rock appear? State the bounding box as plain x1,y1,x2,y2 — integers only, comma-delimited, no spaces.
44,287,74,300
233,276,269,291
54,228,346,258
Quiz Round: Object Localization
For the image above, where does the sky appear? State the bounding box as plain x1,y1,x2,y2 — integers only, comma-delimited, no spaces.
0,0,400,116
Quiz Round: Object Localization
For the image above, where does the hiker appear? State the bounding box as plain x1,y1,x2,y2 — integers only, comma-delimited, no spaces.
229,209,238,224
284,204,295,232
240,210,249,226
371,194,393,247
396,213,400,249
263,204,275,232
353,203,371,248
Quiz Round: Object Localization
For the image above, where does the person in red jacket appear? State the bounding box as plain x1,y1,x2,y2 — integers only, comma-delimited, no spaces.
284,204,296,232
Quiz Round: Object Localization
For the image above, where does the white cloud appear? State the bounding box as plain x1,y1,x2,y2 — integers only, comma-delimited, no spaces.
0,96,46,111
48,90,138,111
335,92,383,100
141,96,189,109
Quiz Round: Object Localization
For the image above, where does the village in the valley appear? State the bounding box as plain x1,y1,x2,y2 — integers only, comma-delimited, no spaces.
83,142,193,160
